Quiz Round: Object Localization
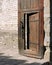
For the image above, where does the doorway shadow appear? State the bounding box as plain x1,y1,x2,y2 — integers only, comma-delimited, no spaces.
0,53,50,65
42,62,49,65
0,53,42,65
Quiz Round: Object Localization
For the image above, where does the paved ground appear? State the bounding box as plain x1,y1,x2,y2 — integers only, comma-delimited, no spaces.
0,44,49,65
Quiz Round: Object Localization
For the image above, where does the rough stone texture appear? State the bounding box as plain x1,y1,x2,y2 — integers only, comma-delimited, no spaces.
44,0,50,61
0,0,18,51
0,0,17,31
0,32,18,49
44,0,50,46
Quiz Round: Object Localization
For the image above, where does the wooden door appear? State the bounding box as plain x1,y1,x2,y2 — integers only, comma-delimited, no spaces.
29,13,39,55
18,0,44,58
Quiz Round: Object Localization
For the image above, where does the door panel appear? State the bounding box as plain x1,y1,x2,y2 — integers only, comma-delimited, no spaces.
29,13,39,43
18,0,44,58
31,0,39,9
28,13,39,55
19,0,39,10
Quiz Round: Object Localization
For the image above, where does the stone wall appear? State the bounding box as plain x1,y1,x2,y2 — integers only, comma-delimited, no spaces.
44,0,50,61
0,0,18,52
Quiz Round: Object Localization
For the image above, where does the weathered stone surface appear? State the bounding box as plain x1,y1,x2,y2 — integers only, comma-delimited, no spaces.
0,0,17,31
44,0,50,47
0,32,18,49
0,0,18,50
44,0,50,61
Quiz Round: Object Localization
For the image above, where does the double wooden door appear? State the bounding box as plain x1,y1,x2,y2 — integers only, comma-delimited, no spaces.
18,0,44,58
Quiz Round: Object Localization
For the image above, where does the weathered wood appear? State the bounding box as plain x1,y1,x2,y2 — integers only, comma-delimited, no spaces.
18,0,44,58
